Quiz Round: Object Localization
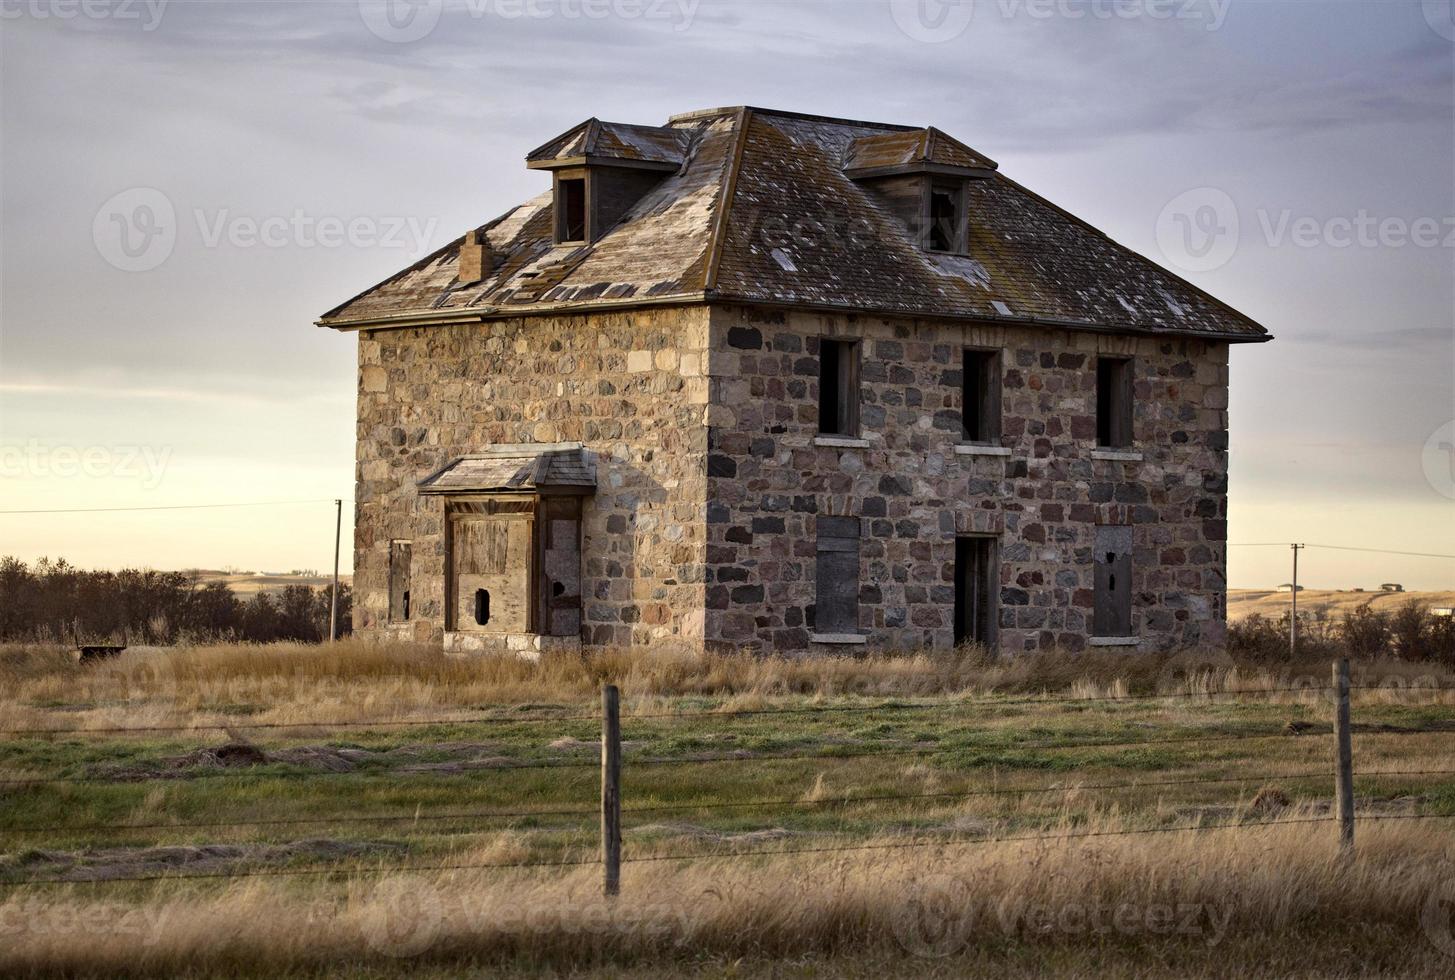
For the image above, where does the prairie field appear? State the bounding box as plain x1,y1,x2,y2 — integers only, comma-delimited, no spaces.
1,640,1454,978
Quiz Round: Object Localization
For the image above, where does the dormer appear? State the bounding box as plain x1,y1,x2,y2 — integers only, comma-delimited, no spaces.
843,128,997,255
526,118,686,246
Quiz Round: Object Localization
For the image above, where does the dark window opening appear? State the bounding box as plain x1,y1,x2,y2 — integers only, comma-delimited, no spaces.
473,588,491,627
552,581,565,598
388,541,412,623
557,178,586,242
1096,357,1134,448
962,349,1002,443
814,515,861,634
954,537,996,647
929,184,961,251
817,338,860,436
1093,526,1133,637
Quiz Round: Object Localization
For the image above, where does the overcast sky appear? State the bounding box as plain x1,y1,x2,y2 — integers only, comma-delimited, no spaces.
1,0,1451,589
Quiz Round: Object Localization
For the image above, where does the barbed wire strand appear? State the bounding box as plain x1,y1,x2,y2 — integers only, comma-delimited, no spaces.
12,811,1455,888
7,767,1454,838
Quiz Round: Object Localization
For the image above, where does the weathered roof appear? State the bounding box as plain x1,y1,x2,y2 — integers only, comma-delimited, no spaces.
320,107,1268,342
418,446,595,495
526,118,686,170
842,127,997,176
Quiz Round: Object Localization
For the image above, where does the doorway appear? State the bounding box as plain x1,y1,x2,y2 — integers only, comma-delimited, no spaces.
954,536,997,648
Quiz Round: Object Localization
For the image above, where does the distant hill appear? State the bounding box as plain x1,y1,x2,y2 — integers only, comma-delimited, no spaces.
1228,588,1455,622
188,570,353,596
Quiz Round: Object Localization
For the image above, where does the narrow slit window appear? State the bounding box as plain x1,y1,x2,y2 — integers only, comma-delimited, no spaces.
1096,356,1134,448
962,349,1001,443
817,338,860,436
388,541,411,623
557,177,586,243
814,516,861,634
473,588,491,627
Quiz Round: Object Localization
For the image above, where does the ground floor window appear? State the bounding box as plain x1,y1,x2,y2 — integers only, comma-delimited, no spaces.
954,536,997,646
1093,525,1134,636
388,540,411,622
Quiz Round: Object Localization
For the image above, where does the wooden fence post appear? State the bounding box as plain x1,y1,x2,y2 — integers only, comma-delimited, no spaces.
1332,658,1354,852
602,684,621,897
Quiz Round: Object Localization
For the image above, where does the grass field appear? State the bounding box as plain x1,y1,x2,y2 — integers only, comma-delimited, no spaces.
1228,588,1455,622
1,641,1454,977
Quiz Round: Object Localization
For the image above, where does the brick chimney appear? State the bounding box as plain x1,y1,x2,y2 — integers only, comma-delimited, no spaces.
457,229,492,284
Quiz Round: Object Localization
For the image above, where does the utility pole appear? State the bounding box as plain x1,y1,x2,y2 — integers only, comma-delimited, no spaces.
1289,543,1304,657
330,498,342,642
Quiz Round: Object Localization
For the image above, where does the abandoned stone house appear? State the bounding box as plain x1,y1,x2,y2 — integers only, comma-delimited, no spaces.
318,106,1270,656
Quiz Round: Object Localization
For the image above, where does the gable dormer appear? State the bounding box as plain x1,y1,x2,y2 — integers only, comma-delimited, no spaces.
526,118,686,245
843,127,997,255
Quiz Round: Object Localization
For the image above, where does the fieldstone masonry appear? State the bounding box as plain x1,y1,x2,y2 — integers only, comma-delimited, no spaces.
702,305,1230,655
353,306,710,649
353,301,1230,655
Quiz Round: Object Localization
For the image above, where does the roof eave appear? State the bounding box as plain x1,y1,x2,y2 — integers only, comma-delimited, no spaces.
526,155,681,172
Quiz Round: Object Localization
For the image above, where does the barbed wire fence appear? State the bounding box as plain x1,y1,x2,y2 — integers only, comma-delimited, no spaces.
1,665,1453,893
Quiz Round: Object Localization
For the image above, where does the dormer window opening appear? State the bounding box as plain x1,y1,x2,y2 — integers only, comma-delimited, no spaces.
929,181,966,253
557,177,587,243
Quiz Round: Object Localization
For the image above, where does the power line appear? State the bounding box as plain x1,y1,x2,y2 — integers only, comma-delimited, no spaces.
0,499,339,515
1228,542,1455,560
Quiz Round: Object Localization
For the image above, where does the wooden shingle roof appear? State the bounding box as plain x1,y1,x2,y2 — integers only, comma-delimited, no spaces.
320,107,1269,342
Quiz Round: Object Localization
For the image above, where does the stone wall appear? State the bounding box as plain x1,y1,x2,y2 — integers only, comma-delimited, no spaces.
703,305,1231,654
352,306,710,646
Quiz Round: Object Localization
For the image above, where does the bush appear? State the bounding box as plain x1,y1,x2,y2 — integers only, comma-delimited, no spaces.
0,557,350,645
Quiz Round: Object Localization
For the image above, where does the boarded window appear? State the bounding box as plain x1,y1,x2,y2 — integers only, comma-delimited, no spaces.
388,541,411,622
539,496,583,638
557,177,586,243
928,181,965,252
450,510,533,634
817,339,860,436
1096,357,1134,448
1093,525,1134,637
954,537,996,646
962,349,1001,443
814,515,861,634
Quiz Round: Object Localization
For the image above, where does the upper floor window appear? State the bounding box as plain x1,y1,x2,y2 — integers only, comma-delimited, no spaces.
556,177,587,243
962,348,1002,443
817,338,860,437
1096,356,1134,448
928,181,967,252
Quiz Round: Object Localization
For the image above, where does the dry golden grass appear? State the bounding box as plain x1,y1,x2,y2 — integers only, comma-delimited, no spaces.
4,639,1454,733
1,812,1452,978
